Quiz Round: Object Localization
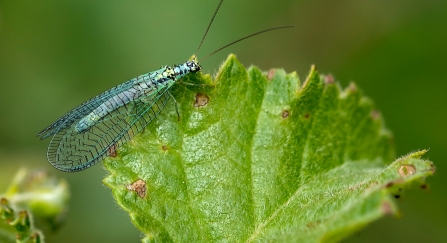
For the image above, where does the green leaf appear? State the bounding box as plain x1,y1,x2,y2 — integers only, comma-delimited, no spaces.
103,55,435,243
1,168,69,243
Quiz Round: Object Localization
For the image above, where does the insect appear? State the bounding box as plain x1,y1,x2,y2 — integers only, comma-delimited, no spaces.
38,0,293,172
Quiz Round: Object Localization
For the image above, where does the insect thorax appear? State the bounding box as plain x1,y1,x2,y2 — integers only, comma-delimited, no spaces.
173,60,202,78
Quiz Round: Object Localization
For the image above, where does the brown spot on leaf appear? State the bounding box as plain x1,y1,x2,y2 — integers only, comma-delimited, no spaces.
267,69,276,80
304,113,310,119
324,74,335,84
161,145,168,151
347,82,357,92
370,110,381,121
306,220,321,228
194,93,209,107
385,182,394,188
282,110,289,118
107,143,118,157
348,184,359,191
398,164,416,177
381,201,393,215
126,179,147,198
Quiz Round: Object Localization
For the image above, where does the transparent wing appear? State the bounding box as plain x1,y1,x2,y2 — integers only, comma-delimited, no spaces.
46,86,172,172
37,73,155,140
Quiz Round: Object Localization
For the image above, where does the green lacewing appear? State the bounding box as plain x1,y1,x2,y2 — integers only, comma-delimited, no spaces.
38,0,293,172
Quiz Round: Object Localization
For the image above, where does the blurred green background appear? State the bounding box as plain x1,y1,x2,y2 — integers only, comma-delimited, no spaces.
0,0,446,242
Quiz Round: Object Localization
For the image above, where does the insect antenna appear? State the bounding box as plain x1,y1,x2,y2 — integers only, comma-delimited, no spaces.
195,0,224,58
194,0,294,62
199,25,295,63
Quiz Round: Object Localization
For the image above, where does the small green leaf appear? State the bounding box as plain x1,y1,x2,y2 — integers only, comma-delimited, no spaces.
103,55,435,243
1,169,69,243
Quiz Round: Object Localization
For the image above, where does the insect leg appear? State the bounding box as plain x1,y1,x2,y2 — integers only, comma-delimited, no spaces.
180,81,214,88
167,92,180,121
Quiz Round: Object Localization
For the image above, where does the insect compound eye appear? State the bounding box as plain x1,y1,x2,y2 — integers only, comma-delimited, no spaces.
188,61,201,72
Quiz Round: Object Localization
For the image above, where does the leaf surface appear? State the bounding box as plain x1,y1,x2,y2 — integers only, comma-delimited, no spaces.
103,55,434,243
